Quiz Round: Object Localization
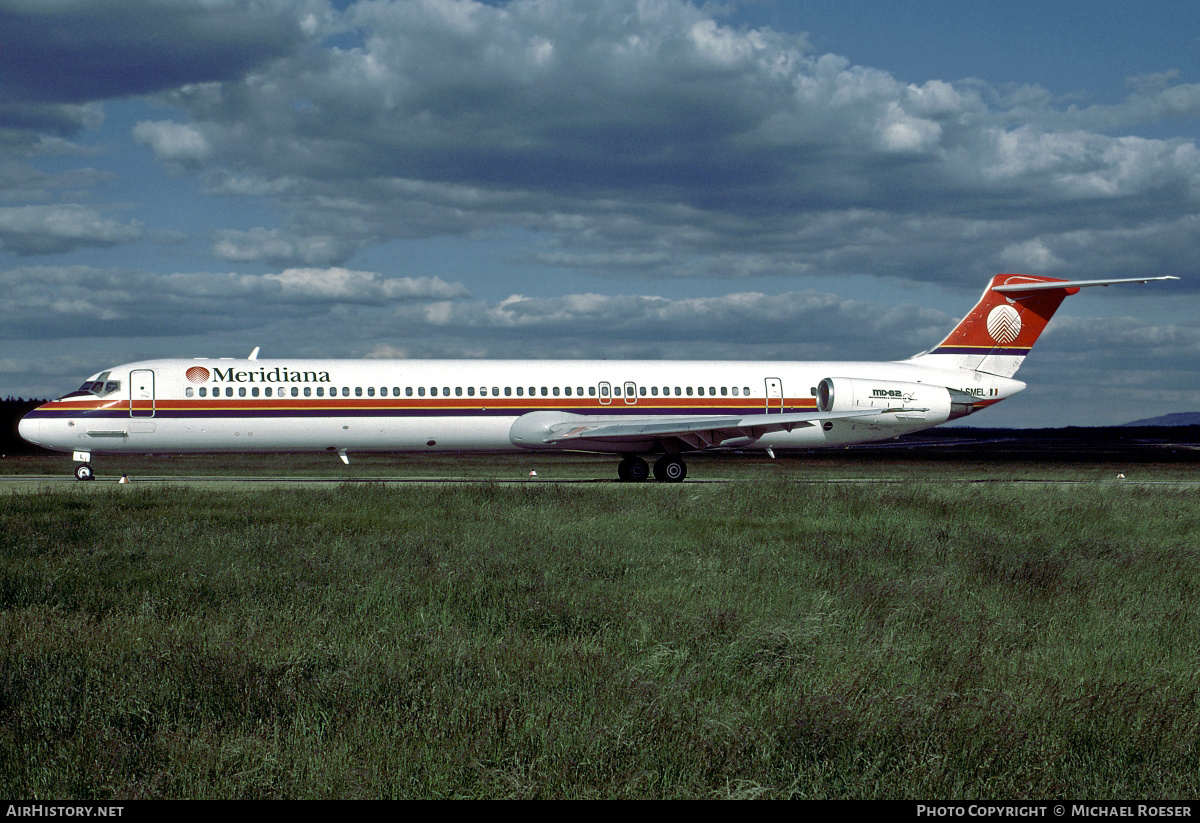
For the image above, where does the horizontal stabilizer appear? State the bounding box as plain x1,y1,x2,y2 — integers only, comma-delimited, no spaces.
993,276,1178,293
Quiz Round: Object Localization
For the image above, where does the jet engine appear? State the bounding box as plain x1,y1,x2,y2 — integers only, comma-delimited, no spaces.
816,377,977,422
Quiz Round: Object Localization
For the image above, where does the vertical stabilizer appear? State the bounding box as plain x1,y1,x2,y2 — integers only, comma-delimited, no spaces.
908,273,1177,377
910,274,1075,377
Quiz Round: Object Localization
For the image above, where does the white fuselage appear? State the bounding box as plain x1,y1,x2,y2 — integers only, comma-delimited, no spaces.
19,357,1022,457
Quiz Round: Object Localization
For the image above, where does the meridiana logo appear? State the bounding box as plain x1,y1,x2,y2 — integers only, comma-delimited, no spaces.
183,365,332,384
986,304,1022,345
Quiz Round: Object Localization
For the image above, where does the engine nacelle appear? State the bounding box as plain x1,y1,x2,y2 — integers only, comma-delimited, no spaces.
816,377,977,422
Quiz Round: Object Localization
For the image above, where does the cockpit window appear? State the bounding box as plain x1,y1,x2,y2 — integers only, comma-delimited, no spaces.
72,371,121,398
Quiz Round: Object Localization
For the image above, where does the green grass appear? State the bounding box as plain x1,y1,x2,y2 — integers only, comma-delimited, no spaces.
3,448,1198,483
2,470,1199,797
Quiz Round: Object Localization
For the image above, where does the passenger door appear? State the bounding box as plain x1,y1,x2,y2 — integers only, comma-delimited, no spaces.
130,369,155,417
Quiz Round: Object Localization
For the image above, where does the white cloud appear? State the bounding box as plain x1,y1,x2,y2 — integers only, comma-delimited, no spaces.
95,0,1189,292
132,120,212,164
262,267,471,301
0,205,142,254
212,228,358,266
0,264,472,340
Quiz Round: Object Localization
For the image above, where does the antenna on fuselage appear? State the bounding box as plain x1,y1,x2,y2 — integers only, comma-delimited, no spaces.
248,347,260,360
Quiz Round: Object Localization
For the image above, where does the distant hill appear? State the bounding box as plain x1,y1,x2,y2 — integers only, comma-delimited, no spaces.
1122,412,1200,427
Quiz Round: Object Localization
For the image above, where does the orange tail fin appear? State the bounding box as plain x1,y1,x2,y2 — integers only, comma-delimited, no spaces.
909,274,1079,377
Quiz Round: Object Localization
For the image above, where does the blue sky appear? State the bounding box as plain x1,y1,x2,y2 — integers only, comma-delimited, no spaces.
1,0,1197,426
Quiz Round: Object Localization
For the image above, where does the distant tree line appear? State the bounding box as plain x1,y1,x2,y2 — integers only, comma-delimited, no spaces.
1,398,50,455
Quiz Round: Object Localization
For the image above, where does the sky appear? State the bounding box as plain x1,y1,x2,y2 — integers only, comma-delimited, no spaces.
1,0,1197,426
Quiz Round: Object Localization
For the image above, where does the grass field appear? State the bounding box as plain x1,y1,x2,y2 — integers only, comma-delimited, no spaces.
2,453,1198,798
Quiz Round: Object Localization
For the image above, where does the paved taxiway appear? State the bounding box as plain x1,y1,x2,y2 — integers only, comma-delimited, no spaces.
3,475,1199,491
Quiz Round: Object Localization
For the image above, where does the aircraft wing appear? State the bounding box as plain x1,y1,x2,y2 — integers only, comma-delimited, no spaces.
535,409,887,451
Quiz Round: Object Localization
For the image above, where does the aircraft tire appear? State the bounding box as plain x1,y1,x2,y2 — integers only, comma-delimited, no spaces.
74,464,94,481
654,456,686,483
618,456,650,482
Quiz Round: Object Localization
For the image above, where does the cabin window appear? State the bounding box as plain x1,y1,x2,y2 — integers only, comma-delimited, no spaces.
709,387,716,395
492,387,500,396
240,387,248,397
721,387,728,396
674,387,681,396
467,387,475,396
443,387,450,396
614,386,621,397
265,387,273,397
316,387,324,397
456,387,463,396
418,387,425,396
563,387,571,396
697,387,704,396
291,387,299,397
406,387,413,396
303,387,311,397
686,387,693,396
651,387,658,396
600,385,609,397
186,387,194,397
252,387,260,397
198,387,207,397
588,387,596,396
744,387,751,395
516,387,524,396
552,387,559,396
505,387,512,396
640,387,646,396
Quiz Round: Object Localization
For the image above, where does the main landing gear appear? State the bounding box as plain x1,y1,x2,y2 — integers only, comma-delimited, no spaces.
617,455,687,483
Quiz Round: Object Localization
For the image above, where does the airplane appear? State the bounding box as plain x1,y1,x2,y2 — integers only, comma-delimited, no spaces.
18,273,1178,482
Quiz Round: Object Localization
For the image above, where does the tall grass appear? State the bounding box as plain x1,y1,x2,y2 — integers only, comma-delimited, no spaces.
2,479,1198,797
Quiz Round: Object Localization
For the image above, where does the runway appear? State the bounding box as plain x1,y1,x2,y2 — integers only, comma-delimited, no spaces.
3,474,1198,490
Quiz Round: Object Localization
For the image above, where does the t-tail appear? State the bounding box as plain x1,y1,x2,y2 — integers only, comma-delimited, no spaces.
908,274,1178,378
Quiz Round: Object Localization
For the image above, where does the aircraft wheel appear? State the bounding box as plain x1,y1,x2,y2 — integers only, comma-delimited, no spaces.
617,456,649,482
654,456,686,483
74,464,94,481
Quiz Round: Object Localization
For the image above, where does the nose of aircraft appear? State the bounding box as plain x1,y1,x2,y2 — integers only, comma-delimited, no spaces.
17,413,41,446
